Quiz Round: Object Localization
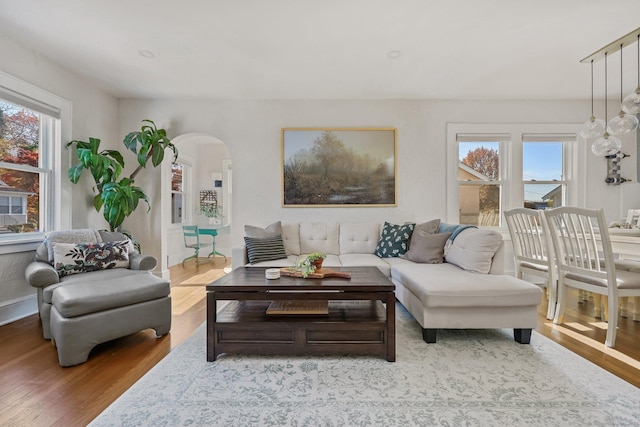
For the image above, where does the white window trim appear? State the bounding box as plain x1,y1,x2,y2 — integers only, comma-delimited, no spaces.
0,71,72,249
447,122,586,231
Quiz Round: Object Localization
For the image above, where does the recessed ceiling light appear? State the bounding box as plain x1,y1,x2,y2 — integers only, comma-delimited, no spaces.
139,50,155,59
387,50,401,59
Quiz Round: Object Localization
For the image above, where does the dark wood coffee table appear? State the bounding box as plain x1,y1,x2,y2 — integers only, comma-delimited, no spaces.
206,266,396,362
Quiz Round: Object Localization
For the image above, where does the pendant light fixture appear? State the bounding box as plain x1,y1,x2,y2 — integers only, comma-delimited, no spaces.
607,44,639,134
622,34,640,114
592,53,622,156
580,59,606,139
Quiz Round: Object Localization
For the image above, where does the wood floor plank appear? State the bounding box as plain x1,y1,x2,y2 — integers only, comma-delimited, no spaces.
0,258,638,426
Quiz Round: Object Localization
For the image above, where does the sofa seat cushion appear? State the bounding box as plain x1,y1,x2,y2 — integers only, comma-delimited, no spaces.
42,269,153,304
51,273,170,318
339,254,392,276
391,263,542,308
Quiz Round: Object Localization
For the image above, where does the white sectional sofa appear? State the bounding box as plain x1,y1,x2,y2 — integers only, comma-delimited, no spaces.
232,221,543,344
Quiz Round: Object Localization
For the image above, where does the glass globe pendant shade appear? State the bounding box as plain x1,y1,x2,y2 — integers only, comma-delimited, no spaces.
591,132,622,156
580,115,607,139
607,110,639,135
622,87,640,114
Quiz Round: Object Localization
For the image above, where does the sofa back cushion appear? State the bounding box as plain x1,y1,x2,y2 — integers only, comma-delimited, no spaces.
444,228,502,274
339,222,381,254
299,222,340,255
281,222,301,255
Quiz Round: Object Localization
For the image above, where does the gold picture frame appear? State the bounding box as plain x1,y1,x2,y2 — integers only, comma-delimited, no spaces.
282,127,397,207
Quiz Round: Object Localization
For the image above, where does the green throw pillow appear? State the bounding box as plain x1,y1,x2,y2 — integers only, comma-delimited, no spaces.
374,222,415,258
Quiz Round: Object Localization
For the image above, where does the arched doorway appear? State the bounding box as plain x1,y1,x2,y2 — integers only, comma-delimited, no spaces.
161,133,232,272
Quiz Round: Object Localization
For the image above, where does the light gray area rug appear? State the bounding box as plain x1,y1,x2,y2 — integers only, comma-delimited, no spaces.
91,304,640,426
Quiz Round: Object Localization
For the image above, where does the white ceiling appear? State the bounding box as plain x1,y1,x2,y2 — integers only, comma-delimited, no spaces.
2,0,640,100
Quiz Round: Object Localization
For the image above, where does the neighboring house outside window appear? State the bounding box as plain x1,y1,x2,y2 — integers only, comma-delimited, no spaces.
447,123,583,229
0,180,32,224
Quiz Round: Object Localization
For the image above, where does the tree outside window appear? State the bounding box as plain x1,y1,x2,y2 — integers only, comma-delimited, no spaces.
458,142,501,227
0,101,40,232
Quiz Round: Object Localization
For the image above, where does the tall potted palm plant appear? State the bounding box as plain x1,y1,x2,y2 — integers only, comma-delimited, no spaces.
67,119,178,232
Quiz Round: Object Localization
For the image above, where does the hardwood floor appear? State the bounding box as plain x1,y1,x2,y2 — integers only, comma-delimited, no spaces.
1,261,639,426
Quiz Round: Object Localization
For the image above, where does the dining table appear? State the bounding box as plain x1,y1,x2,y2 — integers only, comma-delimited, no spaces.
198,224,231,260
607,227,640,320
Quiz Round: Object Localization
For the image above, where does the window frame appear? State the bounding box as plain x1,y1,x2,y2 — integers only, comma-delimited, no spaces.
168,157,192,231
447,123,585,230
0,71,72,250
170,160,189,225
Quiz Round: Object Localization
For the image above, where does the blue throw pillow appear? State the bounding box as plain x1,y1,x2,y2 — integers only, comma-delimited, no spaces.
374,222,415,258
437,222,459,234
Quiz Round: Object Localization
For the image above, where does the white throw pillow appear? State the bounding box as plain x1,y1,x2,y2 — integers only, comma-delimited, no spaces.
444,228,502,274
52,240,131,277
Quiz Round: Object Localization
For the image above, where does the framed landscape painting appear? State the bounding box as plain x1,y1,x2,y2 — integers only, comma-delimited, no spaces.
282,128,397,207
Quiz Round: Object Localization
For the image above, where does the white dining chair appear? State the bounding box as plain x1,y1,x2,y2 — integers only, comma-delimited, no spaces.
544,206,640,348
625,209,640,227
504,208,557,320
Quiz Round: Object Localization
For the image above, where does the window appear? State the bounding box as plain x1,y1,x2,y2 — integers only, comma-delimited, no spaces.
447,124,583,228
171,161,188,224
0,98,53,234
0,71,72,245
0,196,25,214
522,135,568,210
457,135,507,227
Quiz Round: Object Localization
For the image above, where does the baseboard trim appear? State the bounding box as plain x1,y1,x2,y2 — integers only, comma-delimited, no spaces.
0,294,38,326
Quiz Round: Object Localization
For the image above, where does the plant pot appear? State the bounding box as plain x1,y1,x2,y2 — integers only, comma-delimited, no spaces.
312,259,323,271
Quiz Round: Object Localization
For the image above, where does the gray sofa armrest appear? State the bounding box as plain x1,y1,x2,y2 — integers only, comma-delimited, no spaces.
129,253,157,271
25,261,59,288
231,245,249,270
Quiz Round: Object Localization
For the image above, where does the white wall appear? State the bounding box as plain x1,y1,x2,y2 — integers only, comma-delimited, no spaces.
118,98,640,262
0,34,118,324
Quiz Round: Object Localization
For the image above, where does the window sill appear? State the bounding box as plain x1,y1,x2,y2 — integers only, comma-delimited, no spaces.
0,234,44,254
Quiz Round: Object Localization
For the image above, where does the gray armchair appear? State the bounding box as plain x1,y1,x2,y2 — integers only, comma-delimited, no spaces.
25,229,171,366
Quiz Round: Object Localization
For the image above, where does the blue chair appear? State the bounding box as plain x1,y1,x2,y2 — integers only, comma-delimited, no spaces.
182,225,212,265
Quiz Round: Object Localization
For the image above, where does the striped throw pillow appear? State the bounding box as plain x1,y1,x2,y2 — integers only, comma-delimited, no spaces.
244,234,288,264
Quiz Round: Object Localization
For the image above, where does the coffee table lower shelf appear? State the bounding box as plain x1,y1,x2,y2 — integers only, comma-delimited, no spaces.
210,300,393,361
